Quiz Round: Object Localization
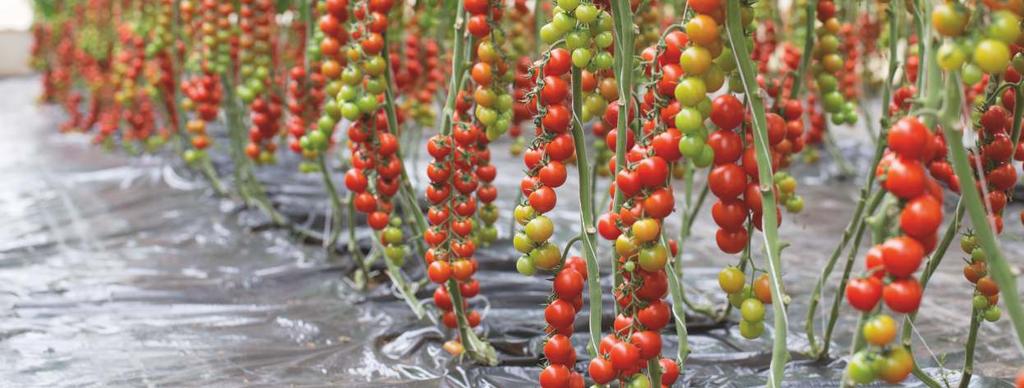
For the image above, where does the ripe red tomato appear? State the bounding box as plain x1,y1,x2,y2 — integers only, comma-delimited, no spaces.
433,286,452,310
344,168,368,192
554,268,585,300
428,260,451,283
883,277,922,313
543,334,576,365
687,0,722,14
588,357,616,384
539,161,568,188
541,76,569,105
636,270,668,301
709,163,747,199
712,198,748,231
610,341,640,370
900,195,942,239
545,299,576,328
865,245,886,279
546,133,576,161
597,213,622,240
529,186,558,213
885,157,927,199
643,187,675,219
881,236,925,278
545,48,572,76
711,94,744,130
846,277,883,311
887,117,932,160
616,169,643,197
543,104,571,133
467,14,490,37
638,300,670,330
630,330,662,360
715,227,748,254
539,364,570,388
661,357,680,385
708,129,743,164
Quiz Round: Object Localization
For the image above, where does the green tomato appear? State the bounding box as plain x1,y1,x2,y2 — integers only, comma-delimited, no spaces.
540,23,562,44
593,52,614,70
638,244,668,272
718,266,746,294
740,298,766,322
816,73,838,93
822,91,845,114
382,227,403,244
476,106,498,125
703,64,725,93
623,261,636,272
595,11,614,32
575,3,598,23
357,95,379,113
237,86,255,103
530,242,561,270
514,204,536,225
937,41,966,71
678,135,705,158
525,216,554,242
584,93,607,115
307,130,328,150
626,374,651,388
960,234,977,254
818,34,840,54
572,48,593,68
480,226,498,243
324,100,342,120
674,77,707,107
962,63,984,85
785,196,805,213
984,306,1002,322
496,94,514,111
385,245,405,265
972,294,990,310
365,77,386,94
317,115,337,133
738,319,764,339
341,102,361,120
516,256,536,276
594,31,614,48
551,13,576,34
846,351,878,385
729,285,753,308
513,232,534,253
341,66,362,85
694,144,715,167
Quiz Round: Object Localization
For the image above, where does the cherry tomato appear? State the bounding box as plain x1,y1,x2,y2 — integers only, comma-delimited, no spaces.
883,277,922,313
846,277,883,311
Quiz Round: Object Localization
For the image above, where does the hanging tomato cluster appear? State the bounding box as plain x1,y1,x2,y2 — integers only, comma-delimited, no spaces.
237,0,282,164
811,0,858,126
393,33,444,127
424,128,484,352
538,255,588,388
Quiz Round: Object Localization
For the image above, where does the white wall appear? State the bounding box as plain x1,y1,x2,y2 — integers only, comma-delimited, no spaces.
0,0,34,75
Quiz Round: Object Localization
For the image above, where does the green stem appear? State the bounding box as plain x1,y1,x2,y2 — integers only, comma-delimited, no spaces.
724,3,788,386
787,0,816,102
958,308,982,388
570,67,603,357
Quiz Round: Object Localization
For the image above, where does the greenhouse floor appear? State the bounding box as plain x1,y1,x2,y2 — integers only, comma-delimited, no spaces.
0,75,1021,387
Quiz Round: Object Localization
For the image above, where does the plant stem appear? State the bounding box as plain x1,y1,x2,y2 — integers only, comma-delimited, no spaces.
958,308,981,388
724,3,789,386
788,0,816,102
609,0,635,316
570,67,604,357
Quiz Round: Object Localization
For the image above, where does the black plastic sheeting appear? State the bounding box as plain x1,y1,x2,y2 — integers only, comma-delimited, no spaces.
1,75,1022,387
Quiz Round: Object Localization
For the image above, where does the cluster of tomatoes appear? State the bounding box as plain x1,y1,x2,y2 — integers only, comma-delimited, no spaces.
295,0,348,167
100,27,160,146
393,34,444,127
960,234,1004,323
180,73,222,163
424,130,484,353
811,0,858,126
466,0,516,141
932,2,1020,76
182,0,234,75
285,64,327,157
973,103,1021,233
237,0,282,164
453,90,500,246
718,267,773,339
537,256,588,388
843,116,948,385
671,4,725,167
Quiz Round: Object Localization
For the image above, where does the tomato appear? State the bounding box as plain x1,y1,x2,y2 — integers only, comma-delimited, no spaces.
846,351,878,384
883,277,922,313
545,48,572,76
881,236,924,278
863,314,897,346
617,169,643,196
712,198,748,231
544,299,576,327
686,14,719,46
709,163,747,199
541,76,569,105
638,300,670,330
865,245,886,279
973,39,1011,74
344,168,368,192
643,187,675,219
543,334,575,365
899,195,942,239
708,129,743,164
931,2,968,36
538,161,568,188
539,364,570,388
630,218,660,243
846,277,883,311
451,259,474,281
652,128,683,162
674,77,707,106
715,228,747,254
710,94,744,130
887,117,931,160
532,243,561,269
546,133,576,161
542,103,571,133
630,330,662,360
638,244,668,272
589,357,616,384
554,268,584,300
885,157,926,199
597,213,622,240
718,266,746,294
752,274,773,304
610,341,641,370
529,186,558,213
427,260,451,283
739,319,765,339
637,156,669,188
977,276,1000,296
986,162,1018,191
687,0,722,14
877,346,914,383
636,270,668,301
466,14,491,37
740,298,766,322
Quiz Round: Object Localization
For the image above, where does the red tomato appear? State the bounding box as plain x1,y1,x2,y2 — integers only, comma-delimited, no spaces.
554,268,585,300
638,300,670,330
900,195,942,238
715,227,748,254
708,129,743,164
428,260,451,283
661,357,680,385
543,334,576,365
539,364,570,388
544,48,572,76
865,245,886,279
881,236,924,278
529,186,558,213
643,187,675,219
712,198,748,231
610,341,640,370
885,157,927,199
544,299,576,328
631,330,663,360
539,161,568,188
846,277,883,311
883,277,922,313
546,133,576,161
709,163,747,199
887,117,932,160
588,357,616,384
541,76,569,105
710,94,745,130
